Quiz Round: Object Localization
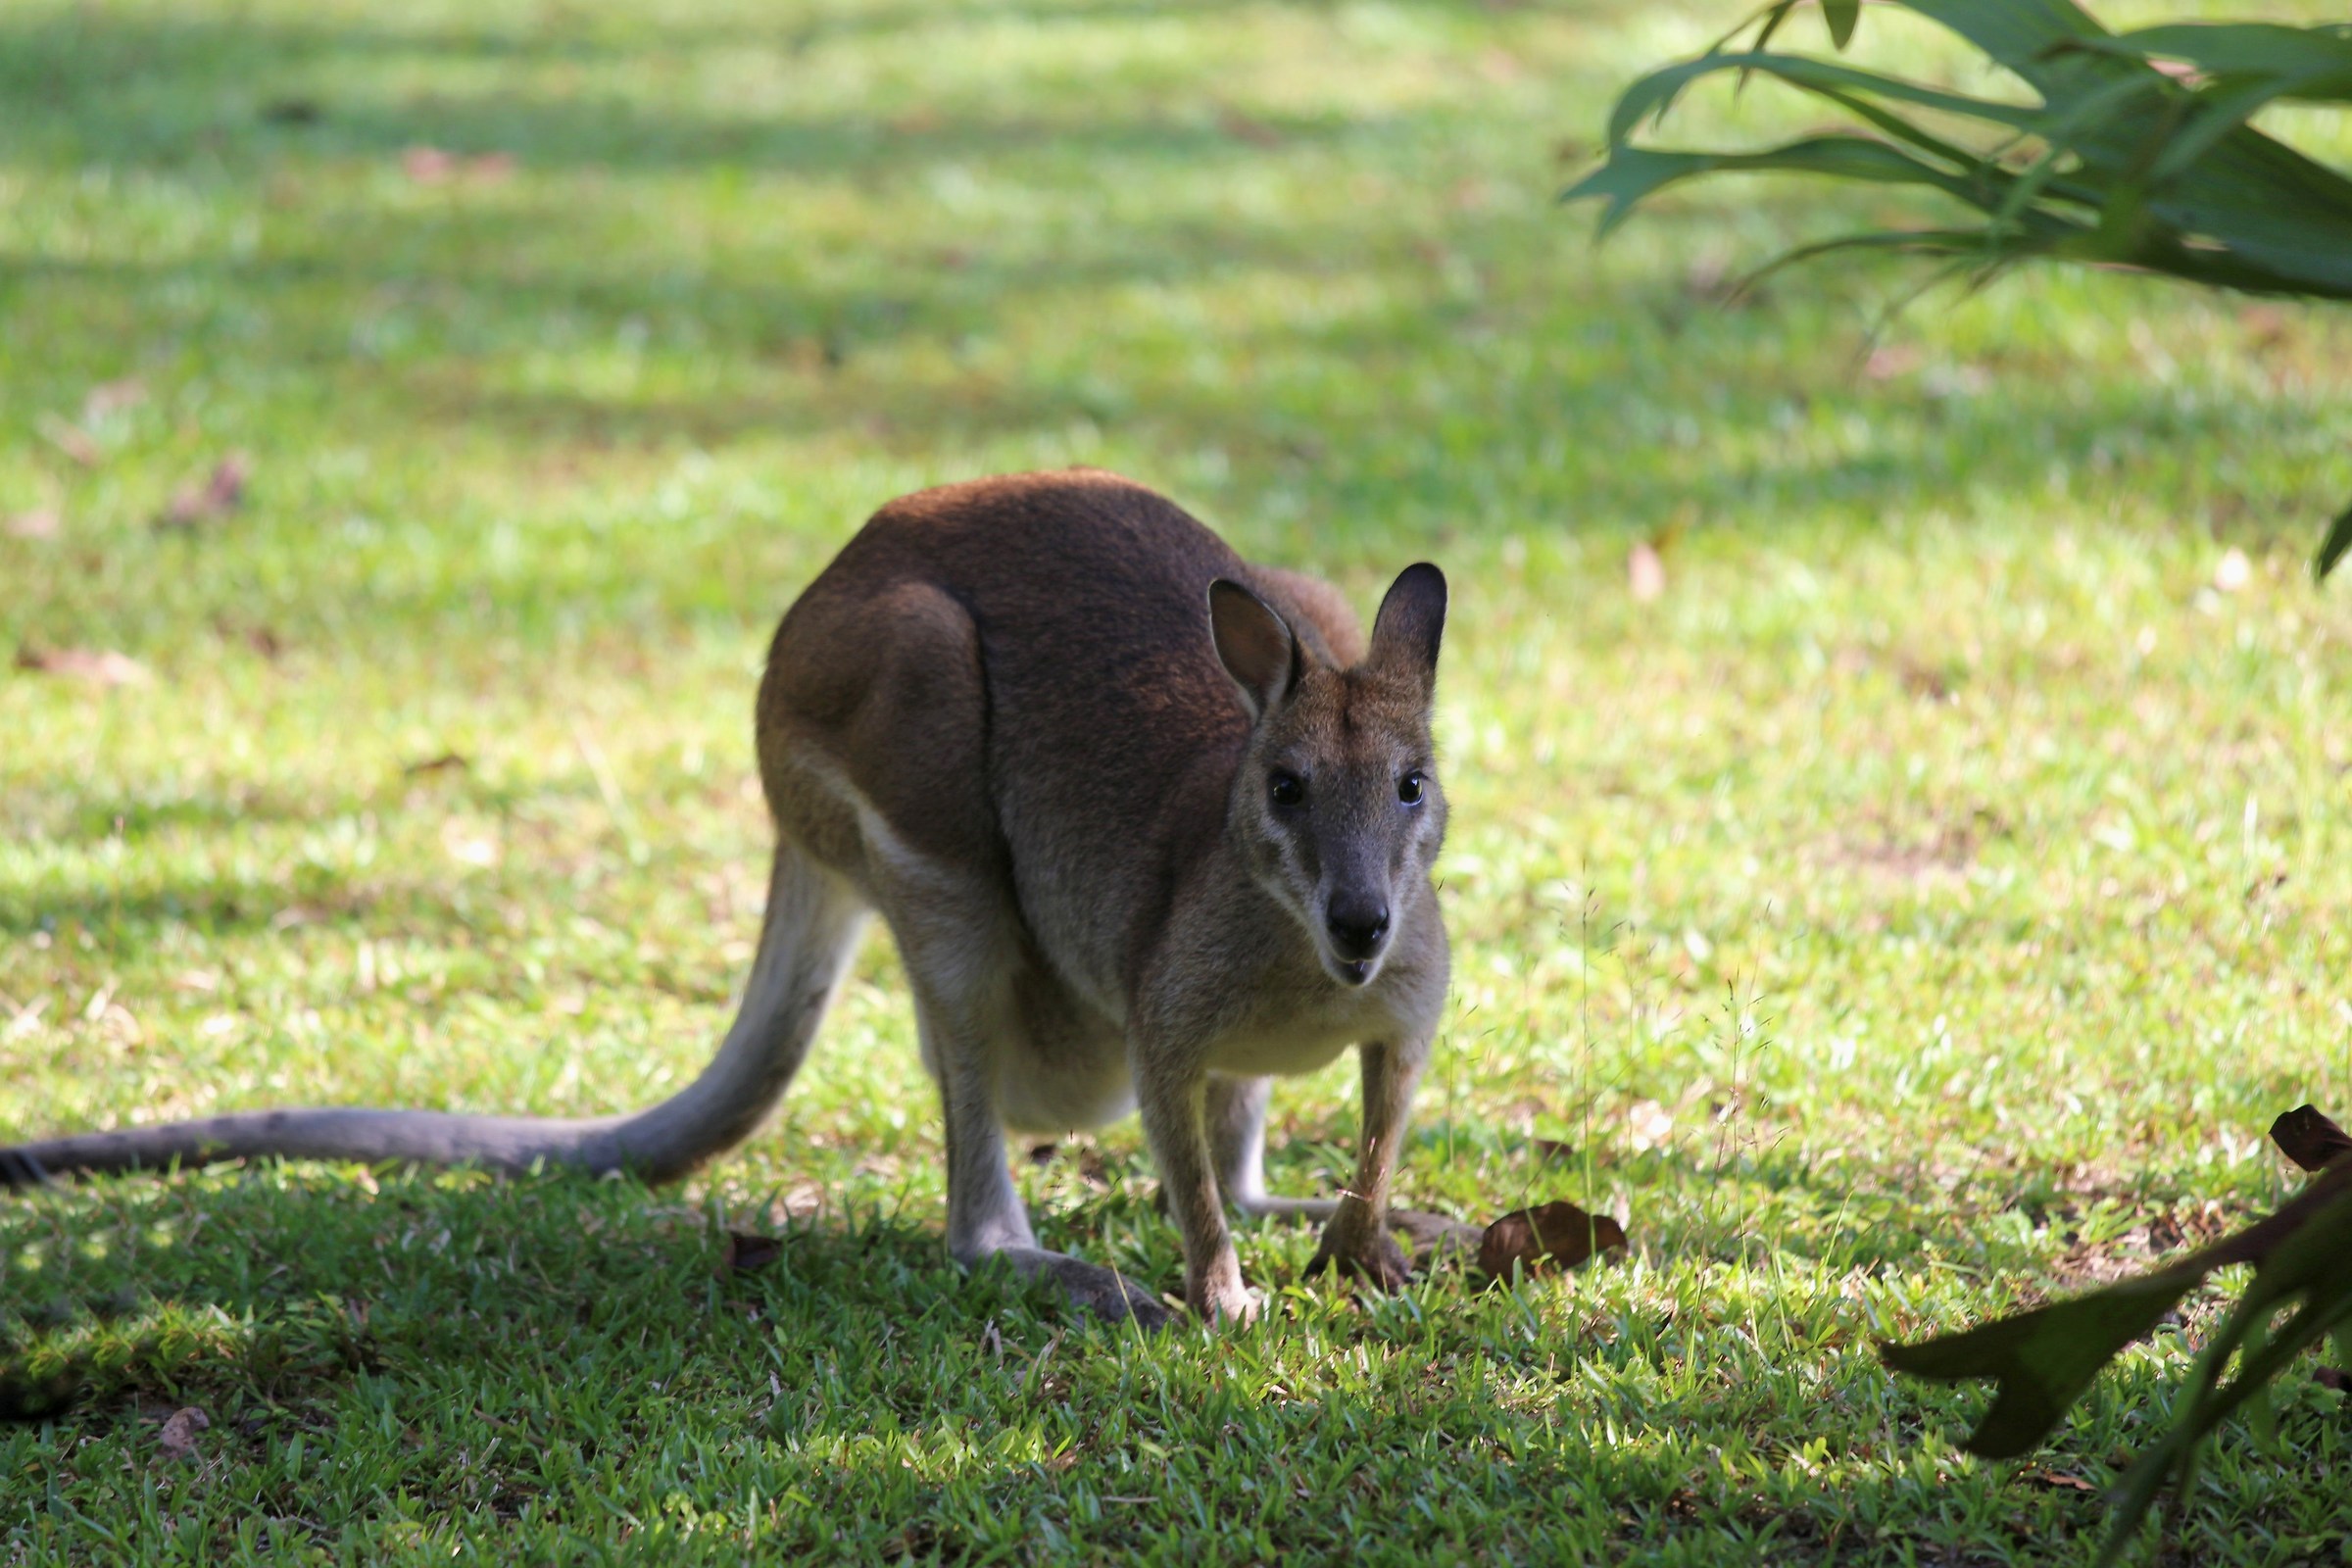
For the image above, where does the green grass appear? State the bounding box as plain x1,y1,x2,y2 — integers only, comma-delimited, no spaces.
6,0,2352,1561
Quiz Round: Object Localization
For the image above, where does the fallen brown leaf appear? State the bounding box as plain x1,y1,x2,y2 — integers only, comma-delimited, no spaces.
1627,540,1666,603
1864,343,1922,380
715,1231,783,1276
2021,1468,2097,1494
5,509,61,540
36,415,100,467
399,146,516,184
402,752,471,777
1477,1200,1628,1280
16,646,152,687
402,145,458,182
81,377,147,422
156,455,248,530
157,1405,210,1462
2270,1103,2352,1173
1217,107,1282,147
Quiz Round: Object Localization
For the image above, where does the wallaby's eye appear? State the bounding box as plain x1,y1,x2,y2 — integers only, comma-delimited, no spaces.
1268,771,1305,809
1397,771,1427,806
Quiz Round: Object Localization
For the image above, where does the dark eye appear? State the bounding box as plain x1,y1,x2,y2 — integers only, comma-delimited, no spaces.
1397,771,1427,806
1268,771,1305,808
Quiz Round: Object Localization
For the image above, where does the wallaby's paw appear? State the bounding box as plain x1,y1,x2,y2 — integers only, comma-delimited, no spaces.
1308,1230,1413,1293
1387,1207,1483,1264
1195,1283,1264,1325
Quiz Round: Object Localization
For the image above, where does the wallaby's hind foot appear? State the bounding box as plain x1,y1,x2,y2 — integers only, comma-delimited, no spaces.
987,1248,1174,1331
1235,1198,1481,1274
1308,1228,1413,1293
1384,1207,1485,1265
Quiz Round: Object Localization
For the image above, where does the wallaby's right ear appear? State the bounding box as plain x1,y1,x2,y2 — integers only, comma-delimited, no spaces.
1369,563,1446,687
1207,578,1300,721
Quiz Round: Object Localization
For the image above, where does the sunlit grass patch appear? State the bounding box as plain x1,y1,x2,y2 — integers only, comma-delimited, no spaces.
5,0,2352,1560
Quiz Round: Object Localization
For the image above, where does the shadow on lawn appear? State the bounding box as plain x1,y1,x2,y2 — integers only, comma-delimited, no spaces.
2,1,2315,567
0,1164,2254,1561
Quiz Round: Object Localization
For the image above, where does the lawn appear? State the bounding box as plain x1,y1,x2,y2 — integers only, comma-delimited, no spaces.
5,0,2352,1561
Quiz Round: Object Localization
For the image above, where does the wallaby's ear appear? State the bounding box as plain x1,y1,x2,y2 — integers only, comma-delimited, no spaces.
1207,578,1300,721
1369,563,1446,686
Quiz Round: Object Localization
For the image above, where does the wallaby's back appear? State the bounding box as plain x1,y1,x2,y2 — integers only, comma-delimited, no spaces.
758,468,1357,1009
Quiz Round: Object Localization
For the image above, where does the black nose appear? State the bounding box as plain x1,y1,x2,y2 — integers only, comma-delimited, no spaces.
1325,896,1390,959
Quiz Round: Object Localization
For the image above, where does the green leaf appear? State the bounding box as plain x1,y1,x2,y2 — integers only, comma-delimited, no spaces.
1879,1267,2197,1458
1884,1158,2352,1462
1603,52,2039,152
2105,23,2352,87
1563,136,1988,237
1822,0,1859,51
2318,496,2352,581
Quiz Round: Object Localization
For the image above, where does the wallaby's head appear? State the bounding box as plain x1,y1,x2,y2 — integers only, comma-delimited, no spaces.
1208,564,1448,987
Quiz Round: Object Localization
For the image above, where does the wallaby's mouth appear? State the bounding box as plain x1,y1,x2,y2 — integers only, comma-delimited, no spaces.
1329,954,1380,987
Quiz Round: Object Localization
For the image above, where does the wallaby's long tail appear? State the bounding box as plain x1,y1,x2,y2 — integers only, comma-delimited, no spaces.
0,847,868,1188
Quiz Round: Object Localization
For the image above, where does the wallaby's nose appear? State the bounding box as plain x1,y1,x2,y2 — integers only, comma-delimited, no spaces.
1325,895,1391,960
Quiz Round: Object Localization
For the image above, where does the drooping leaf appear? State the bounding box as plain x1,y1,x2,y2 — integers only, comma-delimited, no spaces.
1881,1132,2352,1558
1563,0,2352,562
1879,1265,2198,1457
2269,1103,2352,1173
2317,497,2352,581
1821,0,1860,51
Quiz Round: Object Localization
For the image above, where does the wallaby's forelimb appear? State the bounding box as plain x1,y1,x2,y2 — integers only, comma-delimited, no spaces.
0,848,866,1189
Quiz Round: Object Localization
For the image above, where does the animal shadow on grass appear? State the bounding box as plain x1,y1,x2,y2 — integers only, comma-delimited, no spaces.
0,1165,1152,1432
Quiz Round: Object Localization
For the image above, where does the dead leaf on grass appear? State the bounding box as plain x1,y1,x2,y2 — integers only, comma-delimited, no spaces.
1627,540,1666,603
81,378,147,422
715,1231,783,1276
16,646,152,686
1477,1200,1628,1281
36,415,100,467
403,752,471,777
2021,1468,2098,1494
1217,107,1283,147
157,1405,210,1462
1864,343,1922,380
155,455,248,530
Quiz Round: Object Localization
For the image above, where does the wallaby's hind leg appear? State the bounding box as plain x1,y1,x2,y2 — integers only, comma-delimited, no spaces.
770,577,1172,1329
891,918,1172,1327
1205,1071,1480,1269
899,940,1171,1331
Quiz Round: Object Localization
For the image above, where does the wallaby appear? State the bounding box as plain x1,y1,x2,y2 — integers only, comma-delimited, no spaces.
0,469,1466,1325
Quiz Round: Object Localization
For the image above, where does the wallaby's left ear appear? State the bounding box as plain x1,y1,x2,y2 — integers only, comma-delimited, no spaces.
1368,563,1446,684
1208,578,1302,721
